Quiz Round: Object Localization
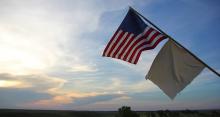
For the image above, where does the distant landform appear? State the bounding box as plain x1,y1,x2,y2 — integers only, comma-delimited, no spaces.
0,109,220,117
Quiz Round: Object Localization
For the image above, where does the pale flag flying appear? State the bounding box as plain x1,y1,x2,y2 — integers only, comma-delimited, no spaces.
146,39,205,99
102,8,166,64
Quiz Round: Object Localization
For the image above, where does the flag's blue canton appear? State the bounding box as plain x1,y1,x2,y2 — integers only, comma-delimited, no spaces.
118,9,147,36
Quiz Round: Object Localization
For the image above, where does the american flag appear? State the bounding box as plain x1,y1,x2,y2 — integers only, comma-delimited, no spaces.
103,9,167,64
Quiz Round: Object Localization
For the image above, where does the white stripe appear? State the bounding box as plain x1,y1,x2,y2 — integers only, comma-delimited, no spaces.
104,30,123,56
144,26,151,34
131,34,165,63
109,32,128,57
142,26,151,36
115,33,134,59
120,34,142,60
146,30,157,41
120,27,150,60
126,29,157,62
125,39,146,62
145,34,164,48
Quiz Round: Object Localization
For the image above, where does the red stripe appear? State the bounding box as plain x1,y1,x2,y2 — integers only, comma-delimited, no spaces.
118,35,135,59
128,41,146,63
103,27,167,64
102,30,119,56
133,35,167,64
107,31,125,57
133,50,143,64
128,33,161,63
112,33,130,58
142,28,154,40
146,31,160,44
118,28,153,60
127,29,155,62
122,32,150,61
143,35,167,50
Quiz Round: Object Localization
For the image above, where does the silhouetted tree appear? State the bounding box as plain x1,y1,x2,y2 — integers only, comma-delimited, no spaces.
115,106,139,117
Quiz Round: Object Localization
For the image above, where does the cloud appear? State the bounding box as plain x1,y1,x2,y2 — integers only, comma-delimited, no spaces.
102,77,157,93
7,74,156,109
0,73,121,108
0,73,119,109
69,93,124,106
0,72,68,109
0,0,142,76
27,92,101,108
0,88,51,109
0,0,101,75
0,80,28,88
68,64,98,72
0,73,66,93
0,1,70,75
29,92,124,109
0,72,155,109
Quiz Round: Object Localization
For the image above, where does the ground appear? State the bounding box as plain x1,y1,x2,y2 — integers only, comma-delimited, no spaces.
0,109,220,117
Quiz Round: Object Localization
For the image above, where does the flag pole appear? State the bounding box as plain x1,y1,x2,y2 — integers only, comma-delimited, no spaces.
129,7,220,77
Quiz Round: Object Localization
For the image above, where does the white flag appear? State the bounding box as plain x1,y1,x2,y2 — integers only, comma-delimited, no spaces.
146,39,205,99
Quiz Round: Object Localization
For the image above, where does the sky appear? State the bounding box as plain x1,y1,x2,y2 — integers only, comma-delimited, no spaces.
0,0,220,111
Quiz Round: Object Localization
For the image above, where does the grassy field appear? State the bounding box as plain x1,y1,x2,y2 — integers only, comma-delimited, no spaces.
0,109,220,117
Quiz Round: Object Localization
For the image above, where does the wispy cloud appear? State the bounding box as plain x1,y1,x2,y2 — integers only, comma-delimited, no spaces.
0,80,28,88
68,64,98,72
0,73,66,92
